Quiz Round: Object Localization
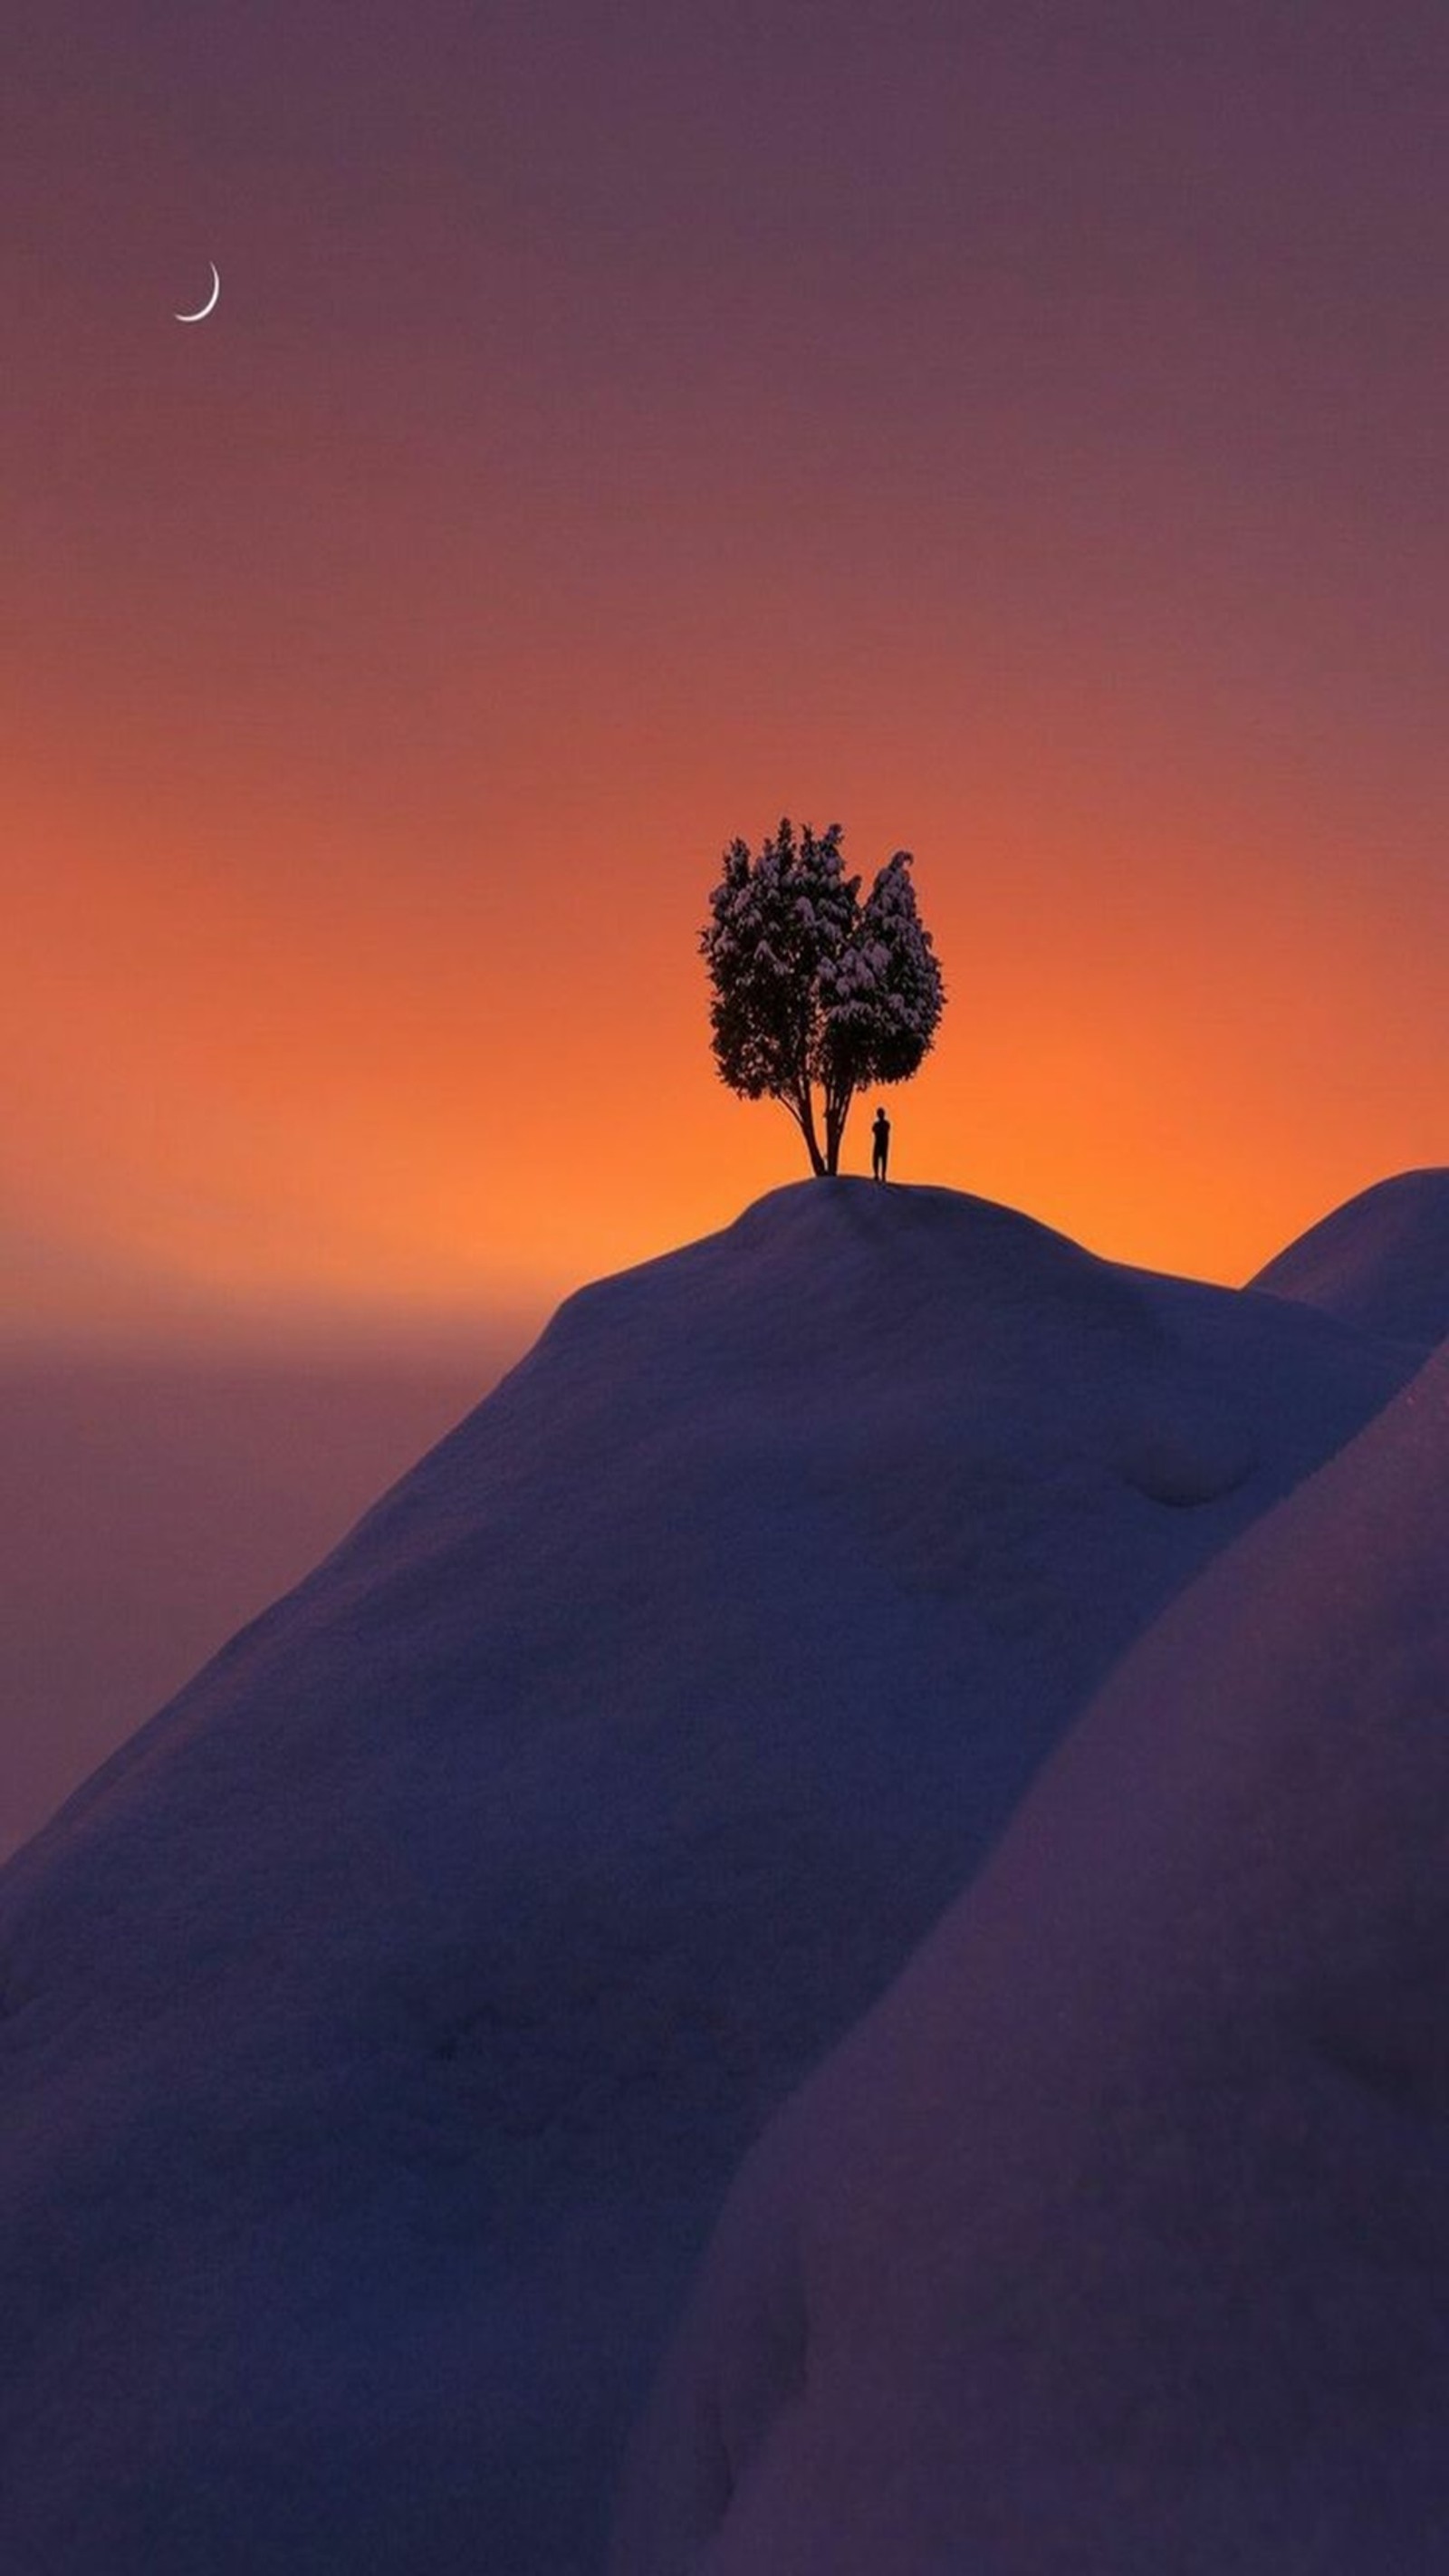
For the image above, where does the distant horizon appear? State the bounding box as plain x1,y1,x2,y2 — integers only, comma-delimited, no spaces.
4,1148,1444,1360
0,1337,525,1863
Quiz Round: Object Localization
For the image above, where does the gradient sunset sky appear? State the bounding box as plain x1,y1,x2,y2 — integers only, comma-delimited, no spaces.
5,0,1448,1346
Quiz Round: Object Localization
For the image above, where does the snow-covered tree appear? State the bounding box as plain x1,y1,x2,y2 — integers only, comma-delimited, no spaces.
702,819,945,1175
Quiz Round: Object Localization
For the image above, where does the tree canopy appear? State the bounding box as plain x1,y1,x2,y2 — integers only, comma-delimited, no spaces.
701,819,945,1175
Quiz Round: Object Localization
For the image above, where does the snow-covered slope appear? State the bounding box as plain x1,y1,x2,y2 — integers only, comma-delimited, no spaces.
1252,1168,1449,1346
0,1182,1419,2576
613,1332,1449,2576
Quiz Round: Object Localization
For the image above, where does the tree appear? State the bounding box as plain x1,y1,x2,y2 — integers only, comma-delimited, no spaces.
701,818,945,1175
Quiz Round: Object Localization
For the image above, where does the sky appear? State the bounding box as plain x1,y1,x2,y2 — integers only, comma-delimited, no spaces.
5,0,1449,1346
0,1346,507,1857
3,3,1448,1836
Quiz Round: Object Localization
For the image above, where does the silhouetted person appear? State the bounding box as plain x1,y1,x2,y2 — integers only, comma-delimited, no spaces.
871,1106,891,1182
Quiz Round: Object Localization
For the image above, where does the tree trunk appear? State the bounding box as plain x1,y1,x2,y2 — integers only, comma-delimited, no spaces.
789,1083,828,1176
823,1086,852,1176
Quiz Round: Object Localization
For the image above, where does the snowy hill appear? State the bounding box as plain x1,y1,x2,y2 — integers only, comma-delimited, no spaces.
613,1328,1449,2576
0,1181,1421,2576
1251,1168,1449,1346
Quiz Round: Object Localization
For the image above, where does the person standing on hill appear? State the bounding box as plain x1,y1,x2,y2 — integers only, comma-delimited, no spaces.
871,1106,891,1182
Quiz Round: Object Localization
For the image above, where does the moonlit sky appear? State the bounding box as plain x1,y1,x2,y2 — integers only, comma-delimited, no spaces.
4,2,1448,1841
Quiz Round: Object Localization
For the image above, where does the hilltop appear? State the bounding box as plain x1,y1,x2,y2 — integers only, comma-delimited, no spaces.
1252,1167,1449,1346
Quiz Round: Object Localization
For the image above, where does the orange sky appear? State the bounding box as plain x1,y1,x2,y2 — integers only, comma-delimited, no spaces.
5,5,1447,1347
8,722,1445,1343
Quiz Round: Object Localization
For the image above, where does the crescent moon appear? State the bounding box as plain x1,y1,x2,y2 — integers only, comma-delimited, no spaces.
175,263,221,323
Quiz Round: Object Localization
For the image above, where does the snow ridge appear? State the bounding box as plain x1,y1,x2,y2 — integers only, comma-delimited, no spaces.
1252,1167,1449,1346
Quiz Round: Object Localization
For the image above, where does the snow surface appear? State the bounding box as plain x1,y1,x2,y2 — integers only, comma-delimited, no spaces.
1252,1168,1449,1347
0,1180,1421,2574
612,1330,1449,2576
